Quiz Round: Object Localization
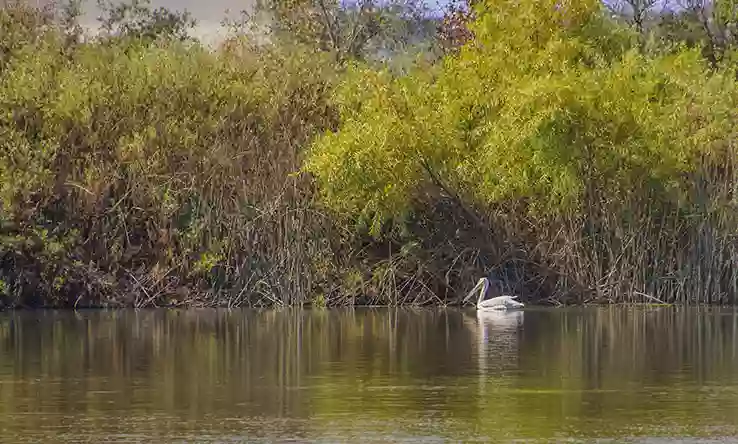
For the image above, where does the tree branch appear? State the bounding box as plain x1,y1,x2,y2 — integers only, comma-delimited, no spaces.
419,158,487,232
317,0,340,51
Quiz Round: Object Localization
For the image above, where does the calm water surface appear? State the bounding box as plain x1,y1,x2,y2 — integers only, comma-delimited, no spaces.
2,307,738,442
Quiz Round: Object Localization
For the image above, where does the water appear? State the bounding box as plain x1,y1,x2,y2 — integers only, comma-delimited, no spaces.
1,307,738,442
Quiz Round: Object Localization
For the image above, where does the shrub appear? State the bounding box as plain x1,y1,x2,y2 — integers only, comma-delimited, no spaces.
0,13,339,306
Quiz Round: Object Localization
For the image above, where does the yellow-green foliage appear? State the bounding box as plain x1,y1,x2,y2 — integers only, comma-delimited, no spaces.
0,12,338,305
305,0,738,230
1,37,329,210
304,65,444,232
1,1,56,66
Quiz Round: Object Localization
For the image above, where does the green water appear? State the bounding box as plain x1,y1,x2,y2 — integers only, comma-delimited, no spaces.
1,307,738,442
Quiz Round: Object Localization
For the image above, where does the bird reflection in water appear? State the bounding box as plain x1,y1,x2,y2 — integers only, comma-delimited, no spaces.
463,309,524,395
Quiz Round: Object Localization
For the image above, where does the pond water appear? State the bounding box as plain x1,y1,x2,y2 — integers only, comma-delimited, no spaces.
2,307,738,442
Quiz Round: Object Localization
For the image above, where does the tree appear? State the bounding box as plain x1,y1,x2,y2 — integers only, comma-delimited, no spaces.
232,0,442,64
436,0,474,53
675,0,738,67
608,0,660,35
608,0,738,68
96,0,196,42
304,0,735,232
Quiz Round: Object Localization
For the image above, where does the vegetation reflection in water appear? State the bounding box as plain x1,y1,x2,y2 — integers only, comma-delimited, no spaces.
1,307,738,442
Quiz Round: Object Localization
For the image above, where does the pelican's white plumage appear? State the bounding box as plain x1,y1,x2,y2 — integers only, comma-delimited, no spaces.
463,277,524,311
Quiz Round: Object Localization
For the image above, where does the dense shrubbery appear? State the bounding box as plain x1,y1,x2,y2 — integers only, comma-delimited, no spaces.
306,0,738,304
1,0,738,307
0,1,344,307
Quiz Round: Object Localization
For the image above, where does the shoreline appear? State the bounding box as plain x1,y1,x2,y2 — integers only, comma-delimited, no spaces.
1,301,715,311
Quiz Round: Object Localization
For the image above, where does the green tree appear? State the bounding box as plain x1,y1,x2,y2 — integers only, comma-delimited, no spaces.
96,0,197,42
307,0,733,229
234,0,442,65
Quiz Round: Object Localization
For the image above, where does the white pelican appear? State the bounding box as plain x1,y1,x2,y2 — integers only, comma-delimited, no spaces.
463,277,524,311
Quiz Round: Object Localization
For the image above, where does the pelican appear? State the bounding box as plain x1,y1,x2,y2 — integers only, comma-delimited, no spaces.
463,277,524,311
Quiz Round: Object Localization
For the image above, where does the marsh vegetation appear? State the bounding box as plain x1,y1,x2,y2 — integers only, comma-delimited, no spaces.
1,0,737,308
